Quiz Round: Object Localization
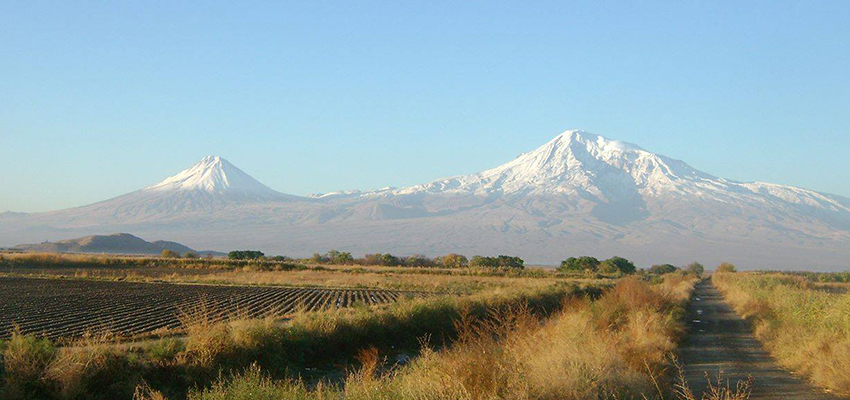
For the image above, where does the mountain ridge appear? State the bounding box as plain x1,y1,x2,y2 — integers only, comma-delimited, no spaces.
2,130,849,270
12,233,224,256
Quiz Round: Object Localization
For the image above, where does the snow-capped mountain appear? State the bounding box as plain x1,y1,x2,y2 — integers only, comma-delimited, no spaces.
2,131,849,270
146,155,283,198
377,131,844,210
390,131,714,197
54,156,300,222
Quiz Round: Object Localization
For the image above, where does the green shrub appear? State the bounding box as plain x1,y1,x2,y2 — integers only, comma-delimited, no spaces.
437,253,468,269
649,264,678,275
599,256,636,275
716,262,737,273
161,249,180,258
228,251,265,260
146,338,186,362
685,262,705,276
558,256,600,272
189,364,307,400
1,332,57,399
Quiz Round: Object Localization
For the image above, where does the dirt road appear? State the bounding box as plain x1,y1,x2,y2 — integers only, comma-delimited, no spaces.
679,279,843,399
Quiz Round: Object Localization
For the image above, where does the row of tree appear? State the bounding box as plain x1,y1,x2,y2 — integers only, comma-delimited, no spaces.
227,250,265,260
649,261,736,275
218,249,738,275
306,250,524,269
557,258,737,276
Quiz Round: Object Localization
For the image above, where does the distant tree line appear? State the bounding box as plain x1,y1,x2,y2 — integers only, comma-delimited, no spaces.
469,255,524,269
299,250,524,270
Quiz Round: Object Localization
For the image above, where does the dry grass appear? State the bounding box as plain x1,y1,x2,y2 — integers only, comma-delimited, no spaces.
184,275,699,400
1,284,586,399
713,272,850,396
674,367,753,400
0,330,57,399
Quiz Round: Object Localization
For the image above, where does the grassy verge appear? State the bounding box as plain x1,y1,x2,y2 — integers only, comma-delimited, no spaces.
713,272,850,395
148,274,699,400
0,283,595,400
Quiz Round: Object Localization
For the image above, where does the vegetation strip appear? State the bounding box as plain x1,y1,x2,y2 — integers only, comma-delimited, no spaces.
145,275,699,400
713,272,850,396
0,283,591,399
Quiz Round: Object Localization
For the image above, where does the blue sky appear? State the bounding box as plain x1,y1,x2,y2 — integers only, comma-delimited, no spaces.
1,1,849,212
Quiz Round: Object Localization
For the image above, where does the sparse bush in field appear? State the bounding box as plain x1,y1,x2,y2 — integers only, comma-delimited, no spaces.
650,264,678,275
379,253,401,266
315,250,355,265
716,262,737,273
133,382,168,400
188,364,310,400
558,256,600,272
46,340,139,400
599,256,637,275
685,262,705,277
184,251,199,259
228,250,265,260
161,249,180,258
332,251,353,265
674,367,753,400
146,338,185,362
308,252,328,264
1,332,56,399
437,253,468,269
403,254,435,268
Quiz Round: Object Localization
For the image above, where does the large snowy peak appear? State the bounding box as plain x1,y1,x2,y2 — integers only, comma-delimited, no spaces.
391,130,713,198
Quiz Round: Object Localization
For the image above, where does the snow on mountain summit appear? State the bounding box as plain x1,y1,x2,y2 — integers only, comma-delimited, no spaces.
146,156,282,197
392,130,712,197
67,156,297,217
386,130,850,218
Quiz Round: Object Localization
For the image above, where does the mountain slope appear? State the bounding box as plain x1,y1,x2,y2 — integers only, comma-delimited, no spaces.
1,133,849,270
11,233,220,256
36,156,304,223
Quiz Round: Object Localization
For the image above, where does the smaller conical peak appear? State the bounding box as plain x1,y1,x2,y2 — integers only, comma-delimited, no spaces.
146,156,280,196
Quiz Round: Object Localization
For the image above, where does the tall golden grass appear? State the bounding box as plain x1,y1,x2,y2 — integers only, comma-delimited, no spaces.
713,272,850,395
179,275,699,400
1,285,584,400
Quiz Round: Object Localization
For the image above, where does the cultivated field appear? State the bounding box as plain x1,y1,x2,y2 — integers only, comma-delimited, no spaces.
0,252,606,292
0,277,422,340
